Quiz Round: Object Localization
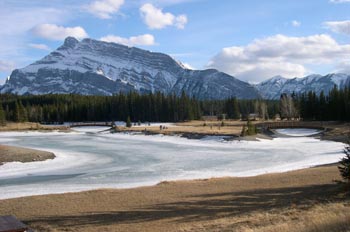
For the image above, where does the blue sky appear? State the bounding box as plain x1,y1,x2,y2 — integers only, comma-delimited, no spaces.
1,0,350,83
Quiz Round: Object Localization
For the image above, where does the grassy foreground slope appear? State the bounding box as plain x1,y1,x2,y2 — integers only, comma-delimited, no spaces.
0,164,349,232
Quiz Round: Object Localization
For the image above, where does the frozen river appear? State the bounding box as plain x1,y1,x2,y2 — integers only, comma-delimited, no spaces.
0,127,345,199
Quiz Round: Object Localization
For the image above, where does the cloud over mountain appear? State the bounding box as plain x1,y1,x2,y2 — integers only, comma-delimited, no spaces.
140,3,187,29
208,34,350,83
100,34,155,46
85,0,124,19
31,24,88,41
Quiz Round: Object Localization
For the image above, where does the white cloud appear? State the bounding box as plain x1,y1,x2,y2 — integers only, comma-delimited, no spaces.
85,0,124,19
100,34,155,46
144,0,196,5
0,6,68,74
207,34,350,83
329,0,350,3
292,20,301,27
324,20,350,35
140,3,187,29
31,24,88,41
28,43,50,51
0,60,15,72
175,14,188,29
334,60,350,73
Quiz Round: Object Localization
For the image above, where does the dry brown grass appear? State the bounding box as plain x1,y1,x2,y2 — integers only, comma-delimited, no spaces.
0,165,349,232
243,203,350,232
0,122,69,132
118,120,246,136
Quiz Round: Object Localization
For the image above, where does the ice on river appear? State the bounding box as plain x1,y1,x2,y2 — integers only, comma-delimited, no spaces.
0,128,345,199
275,128,322,137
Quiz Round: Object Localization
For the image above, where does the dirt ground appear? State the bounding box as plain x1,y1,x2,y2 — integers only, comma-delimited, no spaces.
0,164,349,232
0,145,55,165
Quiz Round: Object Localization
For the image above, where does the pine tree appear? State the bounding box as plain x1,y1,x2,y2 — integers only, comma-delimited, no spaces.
14,101,21,122
241,125,247,137
241,120,257,136
232,98,240,119
16,101,28,122
338,139,350,184
126,116,132,128
0,102,6,126
247,119,257,135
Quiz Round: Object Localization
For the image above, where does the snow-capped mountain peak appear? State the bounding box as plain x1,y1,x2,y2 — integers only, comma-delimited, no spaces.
256,73,350,99
0,37,260,99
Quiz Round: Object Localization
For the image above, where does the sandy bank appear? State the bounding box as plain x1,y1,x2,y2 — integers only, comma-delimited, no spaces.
0,122,69,132
0,145,55,165
0,164,349,232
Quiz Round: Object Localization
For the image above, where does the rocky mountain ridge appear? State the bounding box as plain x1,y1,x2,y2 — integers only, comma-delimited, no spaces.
0,37,260,99
255,74,350,99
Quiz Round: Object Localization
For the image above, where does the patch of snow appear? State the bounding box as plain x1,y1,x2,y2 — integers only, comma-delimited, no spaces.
330,73,349,87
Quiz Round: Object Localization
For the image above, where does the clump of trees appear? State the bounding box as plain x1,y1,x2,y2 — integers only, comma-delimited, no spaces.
0,102,6,126
280,93,298,120
241,120,257,136
339,139,350,184
295,87,350,121
14,101,28,122
126,116,132,128
224,97,240,119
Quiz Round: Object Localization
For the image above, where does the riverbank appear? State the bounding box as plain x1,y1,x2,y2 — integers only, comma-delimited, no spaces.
115,120,350,143
0,123,67,165
0,145,55,165
0,122,69,132
0,164,348,232
320,122,350,143
116,120,245,138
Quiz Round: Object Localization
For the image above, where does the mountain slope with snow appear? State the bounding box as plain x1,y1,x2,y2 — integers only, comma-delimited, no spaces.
1,37,260,99
256,74,350,99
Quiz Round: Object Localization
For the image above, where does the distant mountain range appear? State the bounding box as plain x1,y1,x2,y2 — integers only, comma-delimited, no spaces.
1,37,349,99
255,74,350,99
0,37,260,100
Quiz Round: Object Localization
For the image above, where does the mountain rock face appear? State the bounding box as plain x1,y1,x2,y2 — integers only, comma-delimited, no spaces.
1,37,260,99
256,74,350,99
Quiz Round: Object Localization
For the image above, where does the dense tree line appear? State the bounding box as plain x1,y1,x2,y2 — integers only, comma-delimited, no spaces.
2,87,347,124
0,93,281,123
201,98,279,120
0,92,202,123
295,87,350,121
